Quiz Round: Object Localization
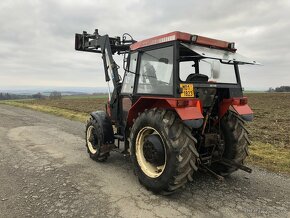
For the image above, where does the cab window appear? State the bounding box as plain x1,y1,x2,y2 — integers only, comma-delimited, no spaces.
137,46,173,95
121,52,138,94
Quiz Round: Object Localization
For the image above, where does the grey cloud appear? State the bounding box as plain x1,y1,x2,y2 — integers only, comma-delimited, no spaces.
0,0,289,90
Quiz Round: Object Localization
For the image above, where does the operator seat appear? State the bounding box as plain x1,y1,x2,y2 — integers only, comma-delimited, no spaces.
186,73,209,82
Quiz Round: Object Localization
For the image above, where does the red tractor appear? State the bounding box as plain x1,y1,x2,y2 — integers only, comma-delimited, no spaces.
75,29,256,194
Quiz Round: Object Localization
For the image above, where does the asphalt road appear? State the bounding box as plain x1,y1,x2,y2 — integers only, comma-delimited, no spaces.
0,104,289,218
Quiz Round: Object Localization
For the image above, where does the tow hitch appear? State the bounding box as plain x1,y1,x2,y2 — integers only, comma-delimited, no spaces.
221,159,252,173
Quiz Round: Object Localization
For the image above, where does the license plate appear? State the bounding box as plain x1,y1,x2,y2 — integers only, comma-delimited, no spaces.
180,84,194,97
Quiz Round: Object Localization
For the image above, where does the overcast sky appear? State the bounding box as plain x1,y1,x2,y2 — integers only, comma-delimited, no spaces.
0,0,289,91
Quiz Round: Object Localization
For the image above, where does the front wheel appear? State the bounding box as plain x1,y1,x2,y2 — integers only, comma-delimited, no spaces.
130,109,199,194
86,118,109,162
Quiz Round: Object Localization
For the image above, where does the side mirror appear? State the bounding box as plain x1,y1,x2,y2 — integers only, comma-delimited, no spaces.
159,58,169,64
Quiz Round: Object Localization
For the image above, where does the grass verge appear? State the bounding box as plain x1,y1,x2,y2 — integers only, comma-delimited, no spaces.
247,141,290,174
1,101,88,123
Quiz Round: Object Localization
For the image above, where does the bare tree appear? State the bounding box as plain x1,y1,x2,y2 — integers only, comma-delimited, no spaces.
49,91,62,100
32,92,45,99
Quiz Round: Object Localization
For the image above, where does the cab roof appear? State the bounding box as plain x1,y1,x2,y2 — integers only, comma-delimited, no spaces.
130,31,236,52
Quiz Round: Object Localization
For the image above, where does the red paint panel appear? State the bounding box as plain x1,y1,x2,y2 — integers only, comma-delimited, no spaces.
130,31,191,50
232,104,253,115
219,97,253,118
106,99,111,116
130,31,236,51
122,97,132,123
196,36,230,49
175,107,203,120
122,97,132,112
126,97,203,127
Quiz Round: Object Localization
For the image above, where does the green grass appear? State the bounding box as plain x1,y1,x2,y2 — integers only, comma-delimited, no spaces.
247,141,290,174
2,100,89,122
62,94,108,99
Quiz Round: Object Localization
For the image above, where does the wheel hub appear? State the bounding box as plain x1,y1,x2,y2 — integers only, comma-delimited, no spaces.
143,135,165,166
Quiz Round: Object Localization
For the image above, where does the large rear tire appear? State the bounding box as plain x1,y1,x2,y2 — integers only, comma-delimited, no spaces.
212,110,250,176
130,109,199,194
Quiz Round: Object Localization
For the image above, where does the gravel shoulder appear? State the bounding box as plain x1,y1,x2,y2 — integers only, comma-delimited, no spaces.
0,104,289,218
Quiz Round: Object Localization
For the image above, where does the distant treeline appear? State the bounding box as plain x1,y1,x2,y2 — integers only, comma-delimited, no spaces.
0,93,32,100
0,91,62,100
268,86,290,92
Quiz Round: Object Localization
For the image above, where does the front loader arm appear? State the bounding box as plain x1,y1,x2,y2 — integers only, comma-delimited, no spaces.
75,29,136,132
75,29,134,88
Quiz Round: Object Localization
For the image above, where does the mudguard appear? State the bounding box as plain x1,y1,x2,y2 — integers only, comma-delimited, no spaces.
90,111,115,144
219,97,253,121
126,97,204,128
231,105,254,121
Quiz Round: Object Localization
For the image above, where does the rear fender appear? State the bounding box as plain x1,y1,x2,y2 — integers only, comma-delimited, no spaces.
126,97,204,128
219,97,253,121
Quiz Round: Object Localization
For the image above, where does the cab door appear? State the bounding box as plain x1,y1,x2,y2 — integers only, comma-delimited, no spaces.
120,52,138,124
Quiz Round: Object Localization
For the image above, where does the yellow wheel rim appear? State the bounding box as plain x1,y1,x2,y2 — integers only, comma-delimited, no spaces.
135,126,166,178
86,125,97,154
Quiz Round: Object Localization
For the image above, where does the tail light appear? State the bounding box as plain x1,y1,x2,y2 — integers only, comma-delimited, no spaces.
240,97,248,105
176,99,203,113
177,100,189,107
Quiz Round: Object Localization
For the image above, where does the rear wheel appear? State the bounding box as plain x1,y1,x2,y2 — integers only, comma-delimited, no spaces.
130,109,199,194
211,110,250,176
86,118,109,162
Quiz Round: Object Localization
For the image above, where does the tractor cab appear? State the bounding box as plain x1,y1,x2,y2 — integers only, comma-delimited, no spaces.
121,32,256,120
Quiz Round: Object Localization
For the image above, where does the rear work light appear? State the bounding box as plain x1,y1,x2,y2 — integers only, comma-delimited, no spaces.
228,42,235,49
191,35,198,42
190,34,236,51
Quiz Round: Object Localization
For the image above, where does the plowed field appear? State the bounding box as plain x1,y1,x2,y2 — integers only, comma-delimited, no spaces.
18,93,289,148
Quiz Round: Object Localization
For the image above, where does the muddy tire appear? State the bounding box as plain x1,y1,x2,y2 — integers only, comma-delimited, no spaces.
85,118,109,162
130,109,199,194
212,110,250,176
